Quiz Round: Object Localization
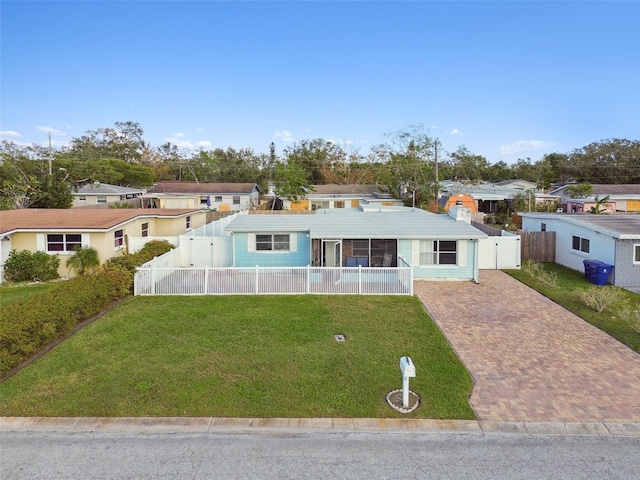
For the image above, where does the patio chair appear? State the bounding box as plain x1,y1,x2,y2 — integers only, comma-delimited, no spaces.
382,253,393,267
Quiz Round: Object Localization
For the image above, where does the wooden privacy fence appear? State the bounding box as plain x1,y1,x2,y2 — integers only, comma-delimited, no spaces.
519,231,556,263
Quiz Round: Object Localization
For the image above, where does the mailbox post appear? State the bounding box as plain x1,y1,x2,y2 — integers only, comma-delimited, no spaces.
399,356,416,407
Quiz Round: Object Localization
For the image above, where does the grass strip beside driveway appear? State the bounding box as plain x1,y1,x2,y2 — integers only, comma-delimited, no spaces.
0,295,475,419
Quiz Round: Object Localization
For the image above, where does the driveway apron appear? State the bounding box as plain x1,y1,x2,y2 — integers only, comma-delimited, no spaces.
414,270,640,423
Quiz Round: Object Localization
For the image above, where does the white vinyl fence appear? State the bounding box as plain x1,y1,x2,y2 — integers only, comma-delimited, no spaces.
135,265,413,296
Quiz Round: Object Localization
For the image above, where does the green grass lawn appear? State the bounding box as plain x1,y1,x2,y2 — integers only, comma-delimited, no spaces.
505,263,640,353
0,282,57,308
0,295,475,419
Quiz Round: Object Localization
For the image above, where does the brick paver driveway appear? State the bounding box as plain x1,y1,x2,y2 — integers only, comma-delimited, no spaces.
414,270,640,422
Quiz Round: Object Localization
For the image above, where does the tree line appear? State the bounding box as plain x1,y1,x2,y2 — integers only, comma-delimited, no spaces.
1,121,638,210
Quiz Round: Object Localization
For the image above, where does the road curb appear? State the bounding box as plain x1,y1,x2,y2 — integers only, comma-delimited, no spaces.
2,417,639,437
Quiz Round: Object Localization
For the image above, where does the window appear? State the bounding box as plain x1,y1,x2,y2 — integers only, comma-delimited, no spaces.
572,235,590,254
215,196,222,202
419,240,457,265
46,234,82,252
334,201,345,208
541,223,546,232
634,244,640,264
114,229,124,248
186,216,191,229
352,239,369,257
256,234,290,251
233,196,240,205
97,195,107,204
141,222,149,237
78,195,86,201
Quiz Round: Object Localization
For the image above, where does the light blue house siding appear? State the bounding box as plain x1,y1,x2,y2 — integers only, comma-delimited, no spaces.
233,232,310,267
398,239,476,280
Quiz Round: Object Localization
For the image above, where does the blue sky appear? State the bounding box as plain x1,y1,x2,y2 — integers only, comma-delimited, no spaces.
1,1,639,164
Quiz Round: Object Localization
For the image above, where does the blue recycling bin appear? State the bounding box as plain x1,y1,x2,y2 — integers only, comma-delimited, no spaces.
583,260,613,285
593,263,614,286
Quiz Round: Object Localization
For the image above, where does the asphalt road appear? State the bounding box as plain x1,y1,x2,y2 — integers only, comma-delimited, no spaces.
2,431,639,480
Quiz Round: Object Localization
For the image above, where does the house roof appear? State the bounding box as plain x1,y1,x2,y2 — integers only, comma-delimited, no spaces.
309,184,383,195
0,208,202,234
147,182,259,195
73,182,144,195
519,212,640,239
226,207,487,240
549,184,640,197
495,179,537,189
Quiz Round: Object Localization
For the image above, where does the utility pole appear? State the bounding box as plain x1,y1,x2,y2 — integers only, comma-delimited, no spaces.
48,132,52,175
434,140,439,202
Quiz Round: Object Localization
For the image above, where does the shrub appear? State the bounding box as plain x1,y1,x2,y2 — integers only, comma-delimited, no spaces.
0,268,131,376
4,249,60,283
579,286,623,314
521,260,557,288
619,304,640,334
66,246,100,276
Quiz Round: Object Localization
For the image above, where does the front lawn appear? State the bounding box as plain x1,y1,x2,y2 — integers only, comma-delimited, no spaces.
505,263,640,353
0,295,475,419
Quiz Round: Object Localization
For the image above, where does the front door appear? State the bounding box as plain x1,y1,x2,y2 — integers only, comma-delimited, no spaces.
323,240,341,267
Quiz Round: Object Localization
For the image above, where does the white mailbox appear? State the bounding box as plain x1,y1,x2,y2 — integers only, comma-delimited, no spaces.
400,356,416,378
399,356,416,408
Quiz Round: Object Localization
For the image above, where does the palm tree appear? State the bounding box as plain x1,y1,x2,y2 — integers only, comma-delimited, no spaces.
66,246,100,276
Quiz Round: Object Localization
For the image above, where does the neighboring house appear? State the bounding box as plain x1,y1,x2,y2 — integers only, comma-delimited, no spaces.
0,208,206,281
224,205,488,281
440,193,478,212
142,182,260,211
496,179,538,191
550,184,640,212
263,184,403,211
440,181,535,214
565,198,616,214
72,182,145,207
520,212,640,293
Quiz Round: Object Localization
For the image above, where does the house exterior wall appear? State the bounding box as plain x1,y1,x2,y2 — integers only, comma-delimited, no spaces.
398,239,476,280
158,197,199,209
522,217,617,283
614,239,640,290
232,232,310,267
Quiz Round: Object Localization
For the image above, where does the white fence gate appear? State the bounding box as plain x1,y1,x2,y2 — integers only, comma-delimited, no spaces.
478,234,521,269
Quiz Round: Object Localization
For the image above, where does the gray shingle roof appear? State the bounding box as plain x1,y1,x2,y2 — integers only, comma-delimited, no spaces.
74,183,144,195
147,182,259,194
226,208,486,239
520,212,640,238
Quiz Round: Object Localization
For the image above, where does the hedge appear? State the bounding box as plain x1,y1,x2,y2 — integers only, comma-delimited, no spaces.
0,240,174,377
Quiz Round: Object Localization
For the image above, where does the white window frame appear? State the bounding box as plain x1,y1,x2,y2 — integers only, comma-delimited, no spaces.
419,240,457,266
46,233,82,253
114,229,124,249
186,216,191,229
97,195,107,204
634,244,640,265
233,196,241,205
571,235,590,254
141,222,149,237
255,234,291,252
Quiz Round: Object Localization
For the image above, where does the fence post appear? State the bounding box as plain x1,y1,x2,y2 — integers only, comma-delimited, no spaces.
256,265,259,294
151,260,156,295
358,265,362,294
409,264,414,295
204,265,208,294
307,265,311,294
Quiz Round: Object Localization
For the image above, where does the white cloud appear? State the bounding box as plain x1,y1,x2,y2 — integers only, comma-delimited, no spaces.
173,132,186,138
196,128,203,133
274,130,295,142
196,141,212,148
164,137,194,148
446,128,461,135
326,138,354,146
0,130,22,137
36,126,66,136
498,140,554,156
